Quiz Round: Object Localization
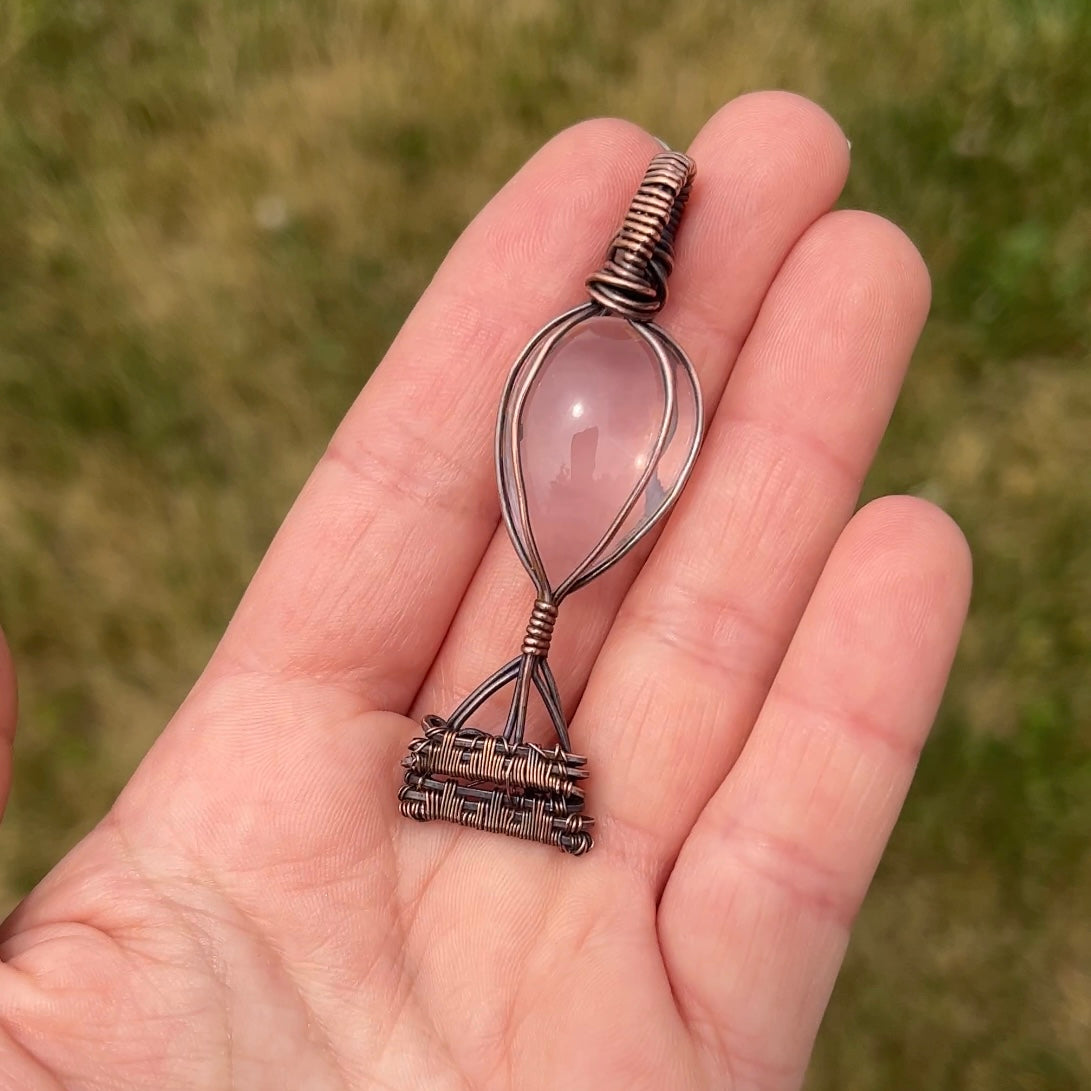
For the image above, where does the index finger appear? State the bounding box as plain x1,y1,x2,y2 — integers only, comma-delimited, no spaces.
214,122,659,713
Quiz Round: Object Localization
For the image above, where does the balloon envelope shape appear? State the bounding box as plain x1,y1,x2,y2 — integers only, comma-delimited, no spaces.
498,305,702,602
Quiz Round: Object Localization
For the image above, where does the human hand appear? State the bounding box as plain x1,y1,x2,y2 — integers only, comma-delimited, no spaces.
0,93,970,1090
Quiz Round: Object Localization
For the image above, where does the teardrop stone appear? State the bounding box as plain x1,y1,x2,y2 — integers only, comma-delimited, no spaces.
506,315,695,587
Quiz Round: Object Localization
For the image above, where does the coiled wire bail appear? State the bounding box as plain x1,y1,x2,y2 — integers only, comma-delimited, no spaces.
585,150,695,321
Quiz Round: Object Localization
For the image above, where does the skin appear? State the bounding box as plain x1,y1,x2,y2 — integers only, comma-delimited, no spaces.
0,93,971,1090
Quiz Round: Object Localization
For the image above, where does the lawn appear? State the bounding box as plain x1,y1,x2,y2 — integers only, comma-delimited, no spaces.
0,1,1088,1086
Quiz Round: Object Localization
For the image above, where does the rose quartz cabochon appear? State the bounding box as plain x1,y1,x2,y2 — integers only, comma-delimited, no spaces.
505,316,698,586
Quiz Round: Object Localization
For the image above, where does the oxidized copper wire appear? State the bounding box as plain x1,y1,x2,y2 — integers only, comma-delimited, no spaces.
398,150,701,855
521,599,558,657
586,150,694,320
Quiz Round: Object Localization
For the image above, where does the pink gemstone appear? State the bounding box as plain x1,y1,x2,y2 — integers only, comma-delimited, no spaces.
505,315,697,587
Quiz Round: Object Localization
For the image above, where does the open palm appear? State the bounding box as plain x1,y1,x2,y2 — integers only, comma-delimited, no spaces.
0,94,969,1090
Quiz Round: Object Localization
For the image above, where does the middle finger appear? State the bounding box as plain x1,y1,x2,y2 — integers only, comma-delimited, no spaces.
410,92,851,739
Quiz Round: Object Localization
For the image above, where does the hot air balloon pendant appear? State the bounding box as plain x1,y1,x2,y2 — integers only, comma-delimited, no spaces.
399,150,702,855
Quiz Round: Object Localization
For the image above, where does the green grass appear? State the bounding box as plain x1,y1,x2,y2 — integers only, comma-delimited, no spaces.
1,1,1088,1086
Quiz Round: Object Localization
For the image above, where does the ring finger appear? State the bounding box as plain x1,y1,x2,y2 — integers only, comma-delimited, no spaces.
575,208,932,886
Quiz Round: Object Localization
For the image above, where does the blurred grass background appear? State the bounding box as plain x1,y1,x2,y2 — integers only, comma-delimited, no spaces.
0,0,1088,1086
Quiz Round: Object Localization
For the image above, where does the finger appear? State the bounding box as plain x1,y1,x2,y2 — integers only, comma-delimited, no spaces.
0,625,16,819
212,120,659,713
411,92,850,734
660,497,971,1087
574,209,931,883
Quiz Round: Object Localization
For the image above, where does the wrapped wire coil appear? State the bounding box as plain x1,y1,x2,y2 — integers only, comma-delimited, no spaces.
585,151,695,320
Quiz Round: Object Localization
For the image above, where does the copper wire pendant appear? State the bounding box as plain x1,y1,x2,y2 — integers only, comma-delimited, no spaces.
399,151,702,854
